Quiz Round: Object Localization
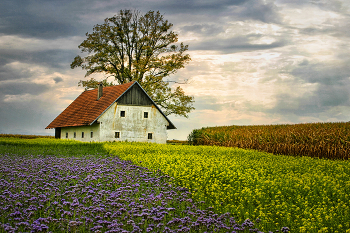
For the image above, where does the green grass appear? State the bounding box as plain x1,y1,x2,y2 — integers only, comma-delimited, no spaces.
0,137,106,157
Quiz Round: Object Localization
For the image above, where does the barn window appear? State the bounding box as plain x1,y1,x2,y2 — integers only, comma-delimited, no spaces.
144,112,148,118
74,132,76,138
91,132,93,138
66,132,68,138
115,132,120,138
148,133,152,140
82,132,84,138
120,111,125,117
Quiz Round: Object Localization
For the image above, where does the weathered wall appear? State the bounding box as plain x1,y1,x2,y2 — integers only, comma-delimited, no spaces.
98,103,169,144
60,123,100,142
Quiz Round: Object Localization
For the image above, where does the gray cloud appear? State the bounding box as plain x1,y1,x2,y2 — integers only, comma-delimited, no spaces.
269,82,350,120
181,24,225,36
193,96,223,112
299,20,350,38
268,60,350,119
291,62,350,85
0,0,84,39
0,82,50,96
53,77,64,83
277,0,345,11
191,34,287,53
0,49,77,81
233,0,283,23
1,0,277,40
155,0,248,14
0,97,58,135
315,84,350,107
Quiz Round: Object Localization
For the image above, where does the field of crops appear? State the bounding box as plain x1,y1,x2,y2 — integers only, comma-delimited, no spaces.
1,137,350,232
105,142,350,232
188,122,350,160
0,137,273,233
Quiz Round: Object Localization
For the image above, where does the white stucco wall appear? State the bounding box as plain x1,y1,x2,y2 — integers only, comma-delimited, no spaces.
60,123,100,142
98,103,169,144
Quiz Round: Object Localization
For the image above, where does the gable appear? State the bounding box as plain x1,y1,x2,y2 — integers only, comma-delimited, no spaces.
117,84,153,106
94,83,176,129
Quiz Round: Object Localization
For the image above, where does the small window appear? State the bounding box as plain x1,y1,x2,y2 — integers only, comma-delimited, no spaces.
115,132,120,138
66,132,68,138
144,112,148,118
120,111,125,117
82,132,84,138
91,132,93,138
148,133,152,140
74,132,76,138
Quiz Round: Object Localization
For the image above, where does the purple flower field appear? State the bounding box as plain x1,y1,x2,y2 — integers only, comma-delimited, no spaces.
0,154,288,233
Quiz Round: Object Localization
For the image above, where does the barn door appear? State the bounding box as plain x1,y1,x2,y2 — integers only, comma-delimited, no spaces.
55,128,61,139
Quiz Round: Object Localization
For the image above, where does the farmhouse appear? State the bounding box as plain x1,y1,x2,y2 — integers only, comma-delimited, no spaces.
46,81,175,144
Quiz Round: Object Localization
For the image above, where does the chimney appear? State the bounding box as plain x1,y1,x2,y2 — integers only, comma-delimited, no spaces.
97,82,103,100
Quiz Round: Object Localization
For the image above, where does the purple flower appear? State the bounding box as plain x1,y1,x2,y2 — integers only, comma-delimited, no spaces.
0,154,282,233
90,225,103,231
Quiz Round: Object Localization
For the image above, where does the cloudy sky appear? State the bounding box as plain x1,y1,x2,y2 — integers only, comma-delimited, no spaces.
1,0,350,140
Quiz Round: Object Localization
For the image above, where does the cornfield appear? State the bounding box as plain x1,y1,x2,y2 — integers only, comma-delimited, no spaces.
188,122,350,160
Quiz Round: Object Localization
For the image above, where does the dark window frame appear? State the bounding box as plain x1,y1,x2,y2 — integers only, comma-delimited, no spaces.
74,132,76,138
91,132,93,138
66,132,68,138
148,133,152,140
115,132,120,138
144,112,148,118
120,111,125,117
82,132,84,138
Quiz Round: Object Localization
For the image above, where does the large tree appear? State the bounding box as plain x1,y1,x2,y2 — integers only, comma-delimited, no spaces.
71,10,194,118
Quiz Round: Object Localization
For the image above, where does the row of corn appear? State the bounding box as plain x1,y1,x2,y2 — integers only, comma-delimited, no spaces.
187,122,350,159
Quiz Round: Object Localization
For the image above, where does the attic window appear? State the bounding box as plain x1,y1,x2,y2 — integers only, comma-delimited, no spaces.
148,133,152,140
144,112,148,118
115,132,120,138
120,111,125,117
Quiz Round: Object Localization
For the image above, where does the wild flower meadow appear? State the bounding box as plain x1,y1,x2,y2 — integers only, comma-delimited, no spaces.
0,138,276,233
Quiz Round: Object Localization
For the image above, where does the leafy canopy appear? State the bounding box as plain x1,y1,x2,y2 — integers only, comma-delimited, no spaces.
71,10,194,118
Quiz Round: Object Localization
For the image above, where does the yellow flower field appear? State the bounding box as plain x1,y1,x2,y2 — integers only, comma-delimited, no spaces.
105,142,350,232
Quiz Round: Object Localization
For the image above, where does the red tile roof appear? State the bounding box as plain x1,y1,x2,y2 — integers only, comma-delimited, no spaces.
46,81,135,129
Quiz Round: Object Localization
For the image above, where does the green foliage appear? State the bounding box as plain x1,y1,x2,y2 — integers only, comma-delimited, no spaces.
187,128,204,145
188,122,350,160
71,10,194,118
